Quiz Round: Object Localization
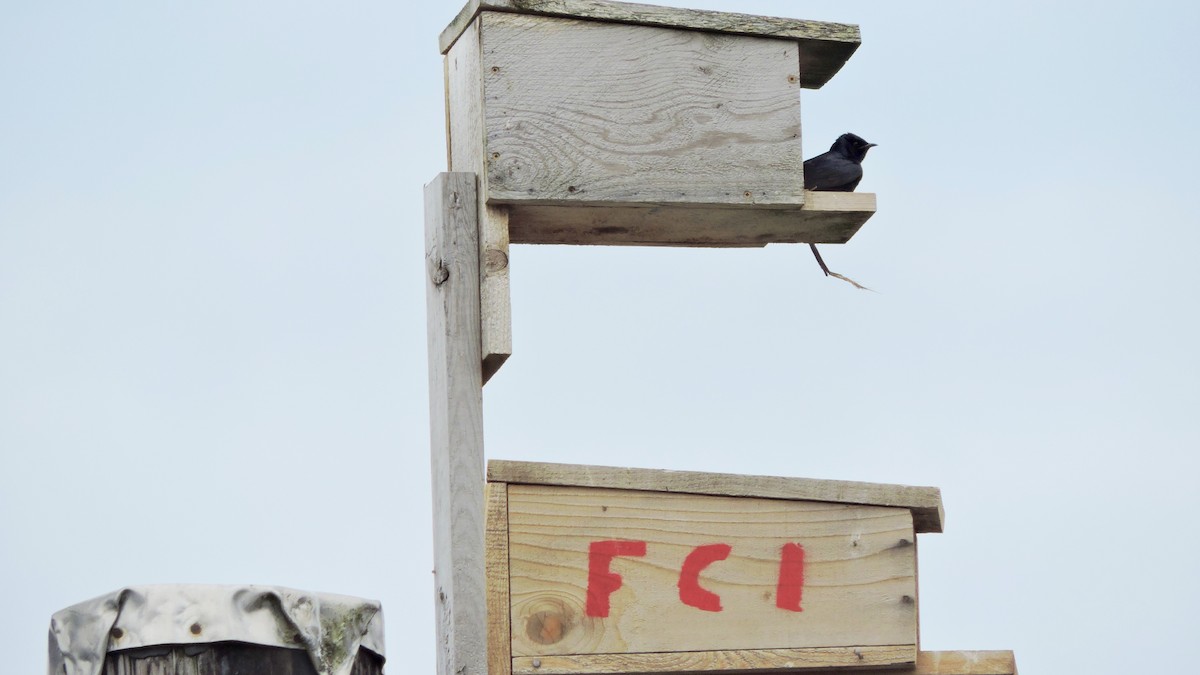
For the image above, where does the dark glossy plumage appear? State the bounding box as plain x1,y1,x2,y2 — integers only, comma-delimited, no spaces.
803,133,877,192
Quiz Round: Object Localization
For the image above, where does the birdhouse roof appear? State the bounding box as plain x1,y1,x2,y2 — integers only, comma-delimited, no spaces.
488,460,945,533
439,0,861,89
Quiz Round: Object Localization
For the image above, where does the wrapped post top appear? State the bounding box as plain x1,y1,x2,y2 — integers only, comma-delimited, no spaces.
47,584,384,675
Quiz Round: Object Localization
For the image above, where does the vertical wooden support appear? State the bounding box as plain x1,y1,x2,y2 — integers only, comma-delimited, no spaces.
426,172,488,675
445,17,512,383
485,482,512,675
478,204,511,384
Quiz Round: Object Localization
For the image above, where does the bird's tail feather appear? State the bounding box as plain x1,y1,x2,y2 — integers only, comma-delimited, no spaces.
808,244,873,292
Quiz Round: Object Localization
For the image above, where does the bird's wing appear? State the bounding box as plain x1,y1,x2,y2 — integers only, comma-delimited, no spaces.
802,156,863,191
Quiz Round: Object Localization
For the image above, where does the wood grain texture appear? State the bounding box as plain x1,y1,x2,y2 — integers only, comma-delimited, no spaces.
426,172,488,675
914,535,922,649
481,12,803,208
512,646,915,674
506,191,875,247
439,0,860,89
914,651,1017,675
490,460,943,533
103,644,383,675
446,18,512,383
506,485,917,659
487,482,514,675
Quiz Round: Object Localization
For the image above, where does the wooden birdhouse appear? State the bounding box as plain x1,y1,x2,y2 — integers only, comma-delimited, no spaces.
441,0,879,380
441,0,875,248
428,8,1019,673
484,461,943,675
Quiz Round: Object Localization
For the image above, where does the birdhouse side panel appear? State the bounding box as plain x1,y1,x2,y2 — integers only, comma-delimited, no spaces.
505,485,917,659
479,12,804,208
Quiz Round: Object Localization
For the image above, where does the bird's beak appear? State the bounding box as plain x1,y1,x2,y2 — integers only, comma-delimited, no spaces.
867,143,878,148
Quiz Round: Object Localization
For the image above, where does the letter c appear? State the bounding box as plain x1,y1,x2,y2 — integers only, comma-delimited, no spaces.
678,543,732,612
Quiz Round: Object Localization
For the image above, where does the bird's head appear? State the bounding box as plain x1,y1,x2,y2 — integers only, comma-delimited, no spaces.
832,133,877,162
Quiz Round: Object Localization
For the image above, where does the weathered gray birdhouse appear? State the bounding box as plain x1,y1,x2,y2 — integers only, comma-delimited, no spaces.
441,0,874,248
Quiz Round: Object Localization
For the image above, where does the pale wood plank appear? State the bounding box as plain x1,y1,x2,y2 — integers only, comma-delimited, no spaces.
445,18,512,384
489,460,943,533
480,12,803,209
486,482,513,675
439,0,860,89
914,535,922,649
512,646,915,674
506,191,875,247
426,172,488,675
914,651,1017,675
507,485,917,657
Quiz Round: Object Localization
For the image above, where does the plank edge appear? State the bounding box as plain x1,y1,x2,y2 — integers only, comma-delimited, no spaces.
488,460,944,533
512,645,916,675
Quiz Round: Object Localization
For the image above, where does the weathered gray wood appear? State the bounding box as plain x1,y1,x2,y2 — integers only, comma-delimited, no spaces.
440,0,860,89
103,643,383,675
480,12,803,209
506,191,875,247
488,460,944,533
445,19,511,383
426,173,488,675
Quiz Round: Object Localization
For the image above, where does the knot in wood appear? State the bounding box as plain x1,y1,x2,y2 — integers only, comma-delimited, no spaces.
484,248,509,273
431,261,450,286
524,599,574,646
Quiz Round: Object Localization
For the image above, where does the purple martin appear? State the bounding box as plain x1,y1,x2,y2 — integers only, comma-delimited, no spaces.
804,133,877,290
803,133,877,192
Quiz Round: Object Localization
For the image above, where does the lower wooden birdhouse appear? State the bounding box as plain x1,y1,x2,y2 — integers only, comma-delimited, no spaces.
442,0,876,247
485,461,944,675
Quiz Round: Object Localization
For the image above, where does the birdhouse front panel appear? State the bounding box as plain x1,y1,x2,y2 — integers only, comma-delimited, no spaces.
477,11,804,208
490,481,920,674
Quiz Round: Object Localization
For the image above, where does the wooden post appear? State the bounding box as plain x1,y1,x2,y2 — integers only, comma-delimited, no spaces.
426,172,488,675
445,22,511,383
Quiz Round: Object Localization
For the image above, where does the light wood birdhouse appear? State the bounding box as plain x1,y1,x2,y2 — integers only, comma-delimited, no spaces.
484,461,943,675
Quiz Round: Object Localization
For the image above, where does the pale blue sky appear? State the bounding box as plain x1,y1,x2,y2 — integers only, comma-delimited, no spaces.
2,2,1198,674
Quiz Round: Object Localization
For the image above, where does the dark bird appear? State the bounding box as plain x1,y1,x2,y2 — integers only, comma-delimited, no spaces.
803,133,877,192
803,133,877,290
